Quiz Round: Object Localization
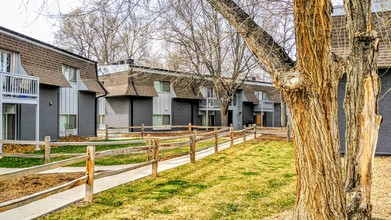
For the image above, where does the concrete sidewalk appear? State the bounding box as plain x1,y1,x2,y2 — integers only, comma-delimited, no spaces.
0,135,254,220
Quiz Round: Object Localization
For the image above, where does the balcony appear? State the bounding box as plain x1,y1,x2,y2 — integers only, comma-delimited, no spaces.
200,98,219,108
254,101,274,112
1,72,39,104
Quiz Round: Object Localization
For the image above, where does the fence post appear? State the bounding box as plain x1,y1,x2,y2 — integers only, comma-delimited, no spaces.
190,133,196,163
105,124,109,140
188,123,192,134
44,136,51,163
253,124,257,139
141,123,145,139
230,127,234,148
242,125,246,143
85,145,95,202
152,138,160,177
147,134,151,161
214,127,218,153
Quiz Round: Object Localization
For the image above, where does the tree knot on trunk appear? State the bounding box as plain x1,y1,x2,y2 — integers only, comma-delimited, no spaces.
274,68,303,92
355,31,377,44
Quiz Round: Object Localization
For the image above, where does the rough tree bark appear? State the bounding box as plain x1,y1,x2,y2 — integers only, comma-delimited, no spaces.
206,0,346,218
344,1,382,219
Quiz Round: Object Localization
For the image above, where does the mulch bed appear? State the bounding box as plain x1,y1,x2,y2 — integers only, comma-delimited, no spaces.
0,173,85,203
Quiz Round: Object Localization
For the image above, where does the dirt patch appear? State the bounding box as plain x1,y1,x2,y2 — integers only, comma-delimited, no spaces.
263,157,391,219
2,144,43,154
0,172,85,203
372,157,391,219
257,134,288,141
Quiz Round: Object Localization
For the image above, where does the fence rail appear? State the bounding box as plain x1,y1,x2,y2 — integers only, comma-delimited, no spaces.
0,124,257,212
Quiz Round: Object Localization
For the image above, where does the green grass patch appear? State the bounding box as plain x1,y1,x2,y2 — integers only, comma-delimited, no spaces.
40,140,296,220
0,138,219,168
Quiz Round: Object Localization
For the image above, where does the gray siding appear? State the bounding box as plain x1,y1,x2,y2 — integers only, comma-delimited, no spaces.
378,69,391,154
105,97,130,131
215,111,222,126
39,84,59,140
242,102,254,127
19,104,36,140
338,70,391,155
132,98,153,129
338,77,347,153
192,102,201,126
264,112,273,127
78,92,96,136
274,103,281,127
172,99,199,126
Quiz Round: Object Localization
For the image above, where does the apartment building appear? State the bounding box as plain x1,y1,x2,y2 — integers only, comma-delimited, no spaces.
98,64,281,131
0,26,105,149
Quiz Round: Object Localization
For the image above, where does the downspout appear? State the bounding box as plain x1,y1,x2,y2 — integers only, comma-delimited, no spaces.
131,78,138,132
95,63,108,137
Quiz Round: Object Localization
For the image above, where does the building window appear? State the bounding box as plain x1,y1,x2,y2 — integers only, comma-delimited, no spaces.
154,81,170,93
206,87,215,98
153,114,170,126
60,114,77,133
255,91,263,101
99,115,105,125
62,65,78,83
0,50,11,73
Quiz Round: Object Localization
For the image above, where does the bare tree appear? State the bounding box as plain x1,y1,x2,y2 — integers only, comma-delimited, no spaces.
252,0,295,127
160,0,258,126
54,0,152,65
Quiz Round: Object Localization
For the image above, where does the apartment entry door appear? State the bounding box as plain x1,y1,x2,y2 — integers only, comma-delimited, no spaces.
2,104,17,140
255,114,262,125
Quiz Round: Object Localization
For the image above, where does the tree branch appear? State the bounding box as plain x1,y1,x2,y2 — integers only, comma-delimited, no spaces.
206,0,295,76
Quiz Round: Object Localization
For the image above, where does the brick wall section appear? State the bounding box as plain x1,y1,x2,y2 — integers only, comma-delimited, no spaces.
0,28,103,93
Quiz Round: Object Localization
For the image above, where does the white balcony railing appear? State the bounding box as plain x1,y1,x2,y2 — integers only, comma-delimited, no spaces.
200,98,219,108
261,101,274,111
254,100,274,112
1,72,39,100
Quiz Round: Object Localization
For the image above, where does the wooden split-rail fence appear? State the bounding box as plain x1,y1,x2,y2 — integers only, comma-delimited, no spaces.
0,125,264,212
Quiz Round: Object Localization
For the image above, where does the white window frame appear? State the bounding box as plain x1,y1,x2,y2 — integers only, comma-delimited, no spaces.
206,87,215,98
59,114,78,136
0,50,12,73
62,65,78,84
152,114,171,126
154,81,170,93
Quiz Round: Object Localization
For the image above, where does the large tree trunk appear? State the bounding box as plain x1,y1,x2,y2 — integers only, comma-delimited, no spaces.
344,1,381,219
221,111,229,127
220,103,230,127
287,1,346,218
207,0,346,218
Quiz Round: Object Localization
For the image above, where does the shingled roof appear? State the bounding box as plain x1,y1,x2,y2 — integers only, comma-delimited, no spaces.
332,10,391,68
0,26,105,94
23,65,70,87
172,78,203,99
100,70,206,99
245,84,281,103
243,88,259,104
